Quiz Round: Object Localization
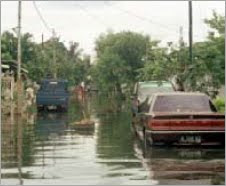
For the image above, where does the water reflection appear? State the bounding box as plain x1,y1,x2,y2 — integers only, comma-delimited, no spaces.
35,113,68,139
1,112,35,184
134,141,225,185
1,94,225,185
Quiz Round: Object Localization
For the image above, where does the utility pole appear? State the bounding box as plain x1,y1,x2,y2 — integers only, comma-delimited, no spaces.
0,0,1,181
17,0,23,115
188,1,193,64
52,29,57,79
179,26,184,47
17,0,22,80
179,26,186,71
41,33,44,51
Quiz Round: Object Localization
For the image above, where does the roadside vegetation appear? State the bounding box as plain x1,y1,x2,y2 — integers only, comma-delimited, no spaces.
1,32,90,87
1,11,224,98
91,11,224,98
213,97,225,113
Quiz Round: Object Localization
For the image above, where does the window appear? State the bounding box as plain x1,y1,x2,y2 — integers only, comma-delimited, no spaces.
153,95,213,112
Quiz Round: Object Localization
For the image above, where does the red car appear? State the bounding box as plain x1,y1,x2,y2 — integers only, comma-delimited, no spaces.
133,92,225,146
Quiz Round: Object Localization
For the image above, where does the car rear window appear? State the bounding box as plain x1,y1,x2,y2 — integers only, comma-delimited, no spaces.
41,81,67,91
152,95,213,112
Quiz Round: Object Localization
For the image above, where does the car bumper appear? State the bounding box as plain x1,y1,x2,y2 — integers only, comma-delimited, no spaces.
146,130,224,134
146,130,225,145
37,99,68,106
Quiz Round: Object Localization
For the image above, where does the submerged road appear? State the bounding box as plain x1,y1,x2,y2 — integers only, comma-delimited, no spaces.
1,94,225,185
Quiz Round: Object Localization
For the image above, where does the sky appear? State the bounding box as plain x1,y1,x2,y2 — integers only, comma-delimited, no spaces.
1,1,225,59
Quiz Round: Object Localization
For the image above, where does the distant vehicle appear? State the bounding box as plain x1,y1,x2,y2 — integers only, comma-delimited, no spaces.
132,92,225,146
36,79,69,112
131,81,174,117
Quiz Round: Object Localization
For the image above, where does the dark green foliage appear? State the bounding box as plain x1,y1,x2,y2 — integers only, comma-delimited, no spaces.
137,11,225,95
1,32,90,86
93,31,156,93
213,97,225,113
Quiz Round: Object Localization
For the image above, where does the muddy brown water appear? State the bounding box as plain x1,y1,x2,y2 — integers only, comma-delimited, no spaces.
1,94,225,185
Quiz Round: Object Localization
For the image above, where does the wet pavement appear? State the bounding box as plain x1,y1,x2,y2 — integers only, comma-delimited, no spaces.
1,94,225,185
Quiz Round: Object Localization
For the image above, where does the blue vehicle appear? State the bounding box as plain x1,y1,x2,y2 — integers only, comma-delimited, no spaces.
36,79,69,111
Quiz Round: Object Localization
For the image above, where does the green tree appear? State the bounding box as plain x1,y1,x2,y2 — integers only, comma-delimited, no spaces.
1,31,17,60
1,31,36,64
187,11,225,95
1,31,89,86
93,31,156,94
138,11,225,95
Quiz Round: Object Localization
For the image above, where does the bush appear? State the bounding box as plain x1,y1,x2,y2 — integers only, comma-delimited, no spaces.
213,97,225,113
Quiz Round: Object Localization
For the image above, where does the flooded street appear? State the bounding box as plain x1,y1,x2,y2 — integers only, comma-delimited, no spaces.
1,94,225,185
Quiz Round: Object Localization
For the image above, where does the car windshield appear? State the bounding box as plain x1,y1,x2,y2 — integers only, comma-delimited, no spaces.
152,95,213,112
139,86,173,97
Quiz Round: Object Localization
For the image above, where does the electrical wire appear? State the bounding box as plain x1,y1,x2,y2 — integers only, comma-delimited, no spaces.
104,2,179,34
74,3,111,28
32,1,53,33
104,2,201,39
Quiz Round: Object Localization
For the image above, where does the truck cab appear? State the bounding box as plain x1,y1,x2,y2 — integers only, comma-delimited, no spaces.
36,79,69,111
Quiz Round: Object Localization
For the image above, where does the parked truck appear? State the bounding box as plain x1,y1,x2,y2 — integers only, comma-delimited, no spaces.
36,79,69,112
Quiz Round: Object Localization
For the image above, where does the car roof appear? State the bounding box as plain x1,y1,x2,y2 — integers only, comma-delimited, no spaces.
42,79,68,83
138,81,172,88
138,81,170,84
152,92,207,96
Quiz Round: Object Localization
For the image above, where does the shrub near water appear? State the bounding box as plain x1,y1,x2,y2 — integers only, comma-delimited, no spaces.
213,97,225,113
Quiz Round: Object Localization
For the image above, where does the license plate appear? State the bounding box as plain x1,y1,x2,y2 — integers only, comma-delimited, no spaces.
180,135,201,143
48,106,57,110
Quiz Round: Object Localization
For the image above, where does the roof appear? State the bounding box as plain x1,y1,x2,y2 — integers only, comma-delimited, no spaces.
41,79,68,83
152,91,207,96
138,81,170,84
1,64,10,69
2,60,28,73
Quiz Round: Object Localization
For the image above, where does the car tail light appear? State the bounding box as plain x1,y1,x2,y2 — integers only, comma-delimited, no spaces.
149,119,225,131
148,119,170,130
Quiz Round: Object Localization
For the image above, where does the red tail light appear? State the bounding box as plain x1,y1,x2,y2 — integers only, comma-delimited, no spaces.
148,119,225,131
148,120,171,130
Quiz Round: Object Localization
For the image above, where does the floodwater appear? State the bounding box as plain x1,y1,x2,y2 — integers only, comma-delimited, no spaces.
1,94,225,185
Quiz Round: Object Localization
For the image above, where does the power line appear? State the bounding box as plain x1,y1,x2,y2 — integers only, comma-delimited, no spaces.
32,1,58,78
104,2,201,39
104,2,179,34
74,3,111,28
32,1,52,33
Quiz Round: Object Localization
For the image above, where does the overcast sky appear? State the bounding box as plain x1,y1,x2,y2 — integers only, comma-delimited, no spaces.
1,1,225,58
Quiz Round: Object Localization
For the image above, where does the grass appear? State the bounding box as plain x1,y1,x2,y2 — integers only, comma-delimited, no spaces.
213,97,225,113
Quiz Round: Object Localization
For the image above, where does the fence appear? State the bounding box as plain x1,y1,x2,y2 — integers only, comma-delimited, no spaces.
2,76,15,115
2,76,14,100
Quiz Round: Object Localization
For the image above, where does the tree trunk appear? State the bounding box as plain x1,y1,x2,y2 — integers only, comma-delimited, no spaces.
115,82,123,97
